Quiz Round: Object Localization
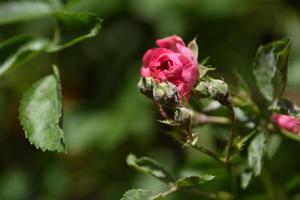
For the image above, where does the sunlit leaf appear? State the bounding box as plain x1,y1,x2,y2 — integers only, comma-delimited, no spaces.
121,189,156,200
253,38,291,102
241,171,252,189
19,66,65,152
248,132,267,176
0,1,56,25
175,175,215,188
253,45,276,101
126,154,174,184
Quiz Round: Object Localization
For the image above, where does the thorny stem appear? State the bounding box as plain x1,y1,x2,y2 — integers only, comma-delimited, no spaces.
225,105,236,163
193,112,230,125
226,164,238,198
153,185,228,200
189,142,225,165
152,185,177,199
155,102,224,165
155,99,238,198
224,97,238,198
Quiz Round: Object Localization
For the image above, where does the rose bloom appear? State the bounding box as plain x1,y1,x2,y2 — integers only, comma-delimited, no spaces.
272,113,300,134
140,35,199,99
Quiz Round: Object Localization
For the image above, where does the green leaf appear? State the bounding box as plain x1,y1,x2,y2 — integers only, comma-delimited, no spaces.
199,65,215,79
231,73,259,114
241,171,253,189
121,189,156,200
266,134,281,159
281,129,300,142
235,130,256,151
175,175,215,188
199,56,210,65
248,132,267,176
19,66,65,152
253,45,276,101
126,154,174,184
0,12,101,76
273,38,291,99
0,1,56,25
253,38,291,102
0,36,50,76
48,11,102,52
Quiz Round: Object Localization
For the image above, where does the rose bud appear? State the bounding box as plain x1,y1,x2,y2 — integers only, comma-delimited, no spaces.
137,77,155,98
140,35,199,100
174,107,192,126
194,78,230,105
272,113,300,134
153,82,179,107
194,81,209,98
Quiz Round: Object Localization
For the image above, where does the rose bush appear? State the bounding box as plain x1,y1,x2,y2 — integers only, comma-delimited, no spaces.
140,35,199,99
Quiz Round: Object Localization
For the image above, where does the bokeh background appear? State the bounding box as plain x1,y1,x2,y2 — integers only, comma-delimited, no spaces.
0,0,300,199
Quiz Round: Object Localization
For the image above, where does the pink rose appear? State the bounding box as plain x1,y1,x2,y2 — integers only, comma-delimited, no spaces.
140,35,199,99
272,113,300,134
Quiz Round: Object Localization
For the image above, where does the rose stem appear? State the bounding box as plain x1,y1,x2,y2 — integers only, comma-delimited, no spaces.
154,102,224,165
224,97,238,198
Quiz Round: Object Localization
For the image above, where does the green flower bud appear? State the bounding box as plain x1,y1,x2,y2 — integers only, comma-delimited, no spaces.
207,79,230,105
174,107,192,126
137,77,154,98
194,81,209,98
153,82,179,107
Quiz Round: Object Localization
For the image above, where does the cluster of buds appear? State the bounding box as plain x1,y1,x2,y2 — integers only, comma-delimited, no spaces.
138,77,179,107
138,77,193,138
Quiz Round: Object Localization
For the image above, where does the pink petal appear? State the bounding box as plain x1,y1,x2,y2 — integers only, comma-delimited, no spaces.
140,66,151,77
156,35,185,51
142,49,155,67
272,113,300,134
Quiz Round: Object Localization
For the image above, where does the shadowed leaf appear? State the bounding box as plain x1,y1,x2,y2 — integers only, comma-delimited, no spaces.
175,175,215,188
0,12,101,76
126,154,174,184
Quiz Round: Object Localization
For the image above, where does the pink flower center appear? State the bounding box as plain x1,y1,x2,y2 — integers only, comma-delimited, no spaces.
158,60,171,70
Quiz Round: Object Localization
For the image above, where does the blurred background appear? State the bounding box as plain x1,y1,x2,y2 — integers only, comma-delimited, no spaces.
0,0,300,199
